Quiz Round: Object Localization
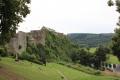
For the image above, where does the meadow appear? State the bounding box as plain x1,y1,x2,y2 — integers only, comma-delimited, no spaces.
0,57,119,80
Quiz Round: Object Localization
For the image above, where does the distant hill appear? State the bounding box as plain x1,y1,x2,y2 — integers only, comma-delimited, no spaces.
67,33,114,47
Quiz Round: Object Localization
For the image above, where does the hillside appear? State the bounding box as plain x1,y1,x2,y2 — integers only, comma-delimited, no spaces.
0,28,120,80
5,27,79,64
0,58,119,80
44,28,76,61
67,33,113,47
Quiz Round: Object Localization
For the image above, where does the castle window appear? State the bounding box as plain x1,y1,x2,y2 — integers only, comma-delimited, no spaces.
19,45,22,50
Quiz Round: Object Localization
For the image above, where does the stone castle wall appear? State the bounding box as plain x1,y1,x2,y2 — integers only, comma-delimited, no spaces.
8,31,27,54
28,29,46,46
7,28,46,55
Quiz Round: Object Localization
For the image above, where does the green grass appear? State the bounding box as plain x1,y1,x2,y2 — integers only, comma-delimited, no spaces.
89,48,120,64
58,62,100,75
89,47,96,53
107,54,120,64
0,76,6,80
0,57,119,80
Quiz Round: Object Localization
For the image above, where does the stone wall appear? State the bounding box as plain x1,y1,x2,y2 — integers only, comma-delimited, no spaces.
7,27,46,55
7,31,27,54
28,30,45,45
7,38,18,54
28,27,46,46
17,31,27,54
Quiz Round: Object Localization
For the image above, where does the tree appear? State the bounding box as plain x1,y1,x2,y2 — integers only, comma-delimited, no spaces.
70,51,79,63
0,0,30,44
111,28,120,60
94,46,109,69
37,44,46,66
78,49,93,66
108,0,120,60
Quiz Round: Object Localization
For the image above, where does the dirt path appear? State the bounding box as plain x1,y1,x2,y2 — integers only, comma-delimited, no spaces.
0,67,27,80
102,70,120,77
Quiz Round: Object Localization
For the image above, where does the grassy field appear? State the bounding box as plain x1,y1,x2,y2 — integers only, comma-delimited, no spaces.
107,54,120,64
0,57,120,80
89,47,96,53
0,76,6,80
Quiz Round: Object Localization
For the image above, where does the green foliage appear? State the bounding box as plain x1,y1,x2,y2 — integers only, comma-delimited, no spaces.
0,0,30,44
20,43,47,65
70,48,94,67
19,28,79,64
0,47,7,57
108,0,114,6
70,46,110,69
19,52,36,62
68,33,113,47
93,46,110,69
107,54,120,64
45,29,77,62
78,49,93,66
109,0,120,60
111,28,120,60
70,51,79,63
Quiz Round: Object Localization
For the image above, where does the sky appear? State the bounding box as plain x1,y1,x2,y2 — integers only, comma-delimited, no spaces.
18,0,119,34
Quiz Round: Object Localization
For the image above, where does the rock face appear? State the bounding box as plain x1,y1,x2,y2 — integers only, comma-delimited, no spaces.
7,27,46,55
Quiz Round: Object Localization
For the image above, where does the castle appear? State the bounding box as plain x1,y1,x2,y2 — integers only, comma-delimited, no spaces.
6,27,120,72
7,27,46,55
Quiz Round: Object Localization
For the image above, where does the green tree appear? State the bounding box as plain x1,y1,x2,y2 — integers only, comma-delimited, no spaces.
111,28,120,60
78,49,93,66
0,0,30,44
108,0,120,60
94,46,109,69
70,51,79,63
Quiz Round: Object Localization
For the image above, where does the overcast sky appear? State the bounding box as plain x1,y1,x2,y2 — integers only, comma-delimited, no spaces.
18,0,119,34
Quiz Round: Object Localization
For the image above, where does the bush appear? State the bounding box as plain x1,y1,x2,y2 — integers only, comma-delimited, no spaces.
94,70,101,75
0,48,7,57
0,56,1,61
19,52,36,61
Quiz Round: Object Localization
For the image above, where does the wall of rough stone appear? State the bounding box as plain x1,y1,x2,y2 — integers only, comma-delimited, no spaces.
7,27,46,55
8,31,27,54
27,27,46,46
17,31,27,54
7,38,18,54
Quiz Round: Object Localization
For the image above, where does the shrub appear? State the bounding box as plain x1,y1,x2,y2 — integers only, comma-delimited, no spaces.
94,70,101,75
0,48,7,57
19,52,36,61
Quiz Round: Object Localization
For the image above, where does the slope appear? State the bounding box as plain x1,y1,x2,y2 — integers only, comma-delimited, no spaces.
0,58,119,80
